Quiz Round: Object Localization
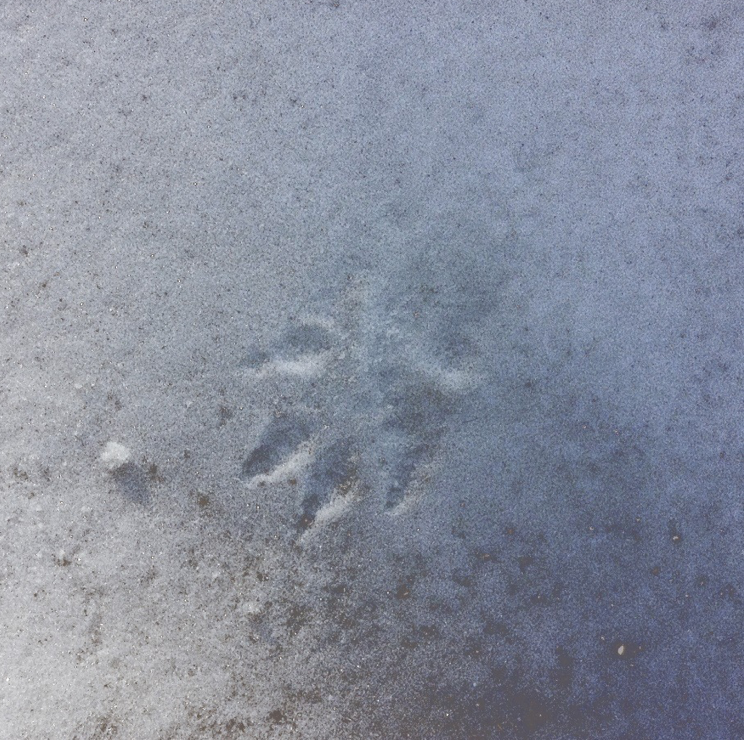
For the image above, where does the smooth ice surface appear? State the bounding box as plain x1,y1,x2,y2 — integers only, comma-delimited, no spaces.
1,1,743,738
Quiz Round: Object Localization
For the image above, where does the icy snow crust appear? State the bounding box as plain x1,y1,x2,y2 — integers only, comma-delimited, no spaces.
1,1,743,738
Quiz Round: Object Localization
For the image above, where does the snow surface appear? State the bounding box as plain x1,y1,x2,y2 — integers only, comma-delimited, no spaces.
1,1,743,738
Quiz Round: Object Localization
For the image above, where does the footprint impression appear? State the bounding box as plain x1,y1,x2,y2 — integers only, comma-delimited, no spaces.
239,279,483,538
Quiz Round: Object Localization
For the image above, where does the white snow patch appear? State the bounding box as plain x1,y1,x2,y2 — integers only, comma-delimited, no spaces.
100,441,132,471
